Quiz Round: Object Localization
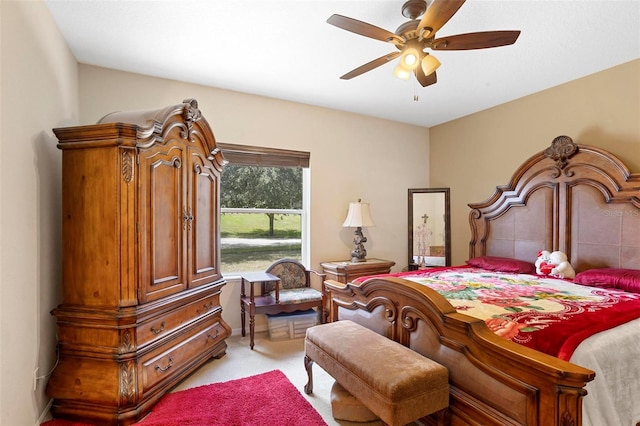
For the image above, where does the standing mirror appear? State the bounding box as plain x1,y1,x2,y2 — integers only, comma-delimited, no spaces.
408,188,451,269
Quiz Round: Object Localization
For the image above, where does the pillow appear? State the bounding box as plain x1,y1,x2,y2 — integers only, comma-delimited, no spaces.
573,268,640,293
465,256,536,274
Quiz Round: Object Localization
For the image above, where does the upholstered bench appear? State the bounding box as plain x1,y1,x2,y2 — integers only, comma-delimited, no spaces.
304,320,449,426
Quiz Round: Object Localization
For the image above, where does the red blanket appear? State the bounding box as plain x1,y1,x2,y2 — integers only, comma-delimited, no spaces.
357,266,640,360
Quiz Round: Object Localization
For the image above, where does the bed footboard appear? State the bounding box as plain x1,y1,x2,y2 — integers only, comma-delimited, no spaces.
324,277,595,426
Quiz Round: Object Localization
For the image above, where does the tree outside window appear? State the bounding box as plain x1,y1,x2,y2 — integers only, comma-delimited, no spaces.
220,165,304,273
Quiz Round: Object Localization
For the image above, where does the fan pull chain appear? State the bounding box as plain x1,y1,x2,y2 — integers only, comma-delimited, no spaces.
413,78,419,102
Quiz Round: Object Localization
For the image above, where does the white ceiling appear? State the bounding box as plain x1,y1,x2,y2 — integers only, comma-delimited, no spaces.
45,0,640,128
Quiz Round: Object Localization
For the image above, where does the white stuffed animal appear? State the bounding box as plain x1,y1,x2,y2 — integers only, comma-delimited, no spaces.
547,251,575,279
535,250,551,275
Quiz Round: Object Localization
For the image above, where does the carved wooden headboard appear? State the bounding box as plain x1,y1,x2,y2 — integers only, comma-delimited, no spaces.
469,136,640,272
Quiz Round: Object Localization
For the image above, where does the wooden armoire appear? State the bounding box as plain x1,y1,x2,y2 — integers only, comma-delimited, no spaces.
46,99,232,425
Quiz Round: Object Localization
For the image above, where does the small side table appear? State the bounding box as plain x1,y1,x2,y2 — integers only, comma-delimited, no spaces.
240,271,281,350
320,258,396,284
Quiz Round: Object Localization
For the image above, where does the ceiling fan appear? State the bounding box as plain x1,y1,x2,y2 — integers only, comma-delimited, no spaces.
327,0,520,87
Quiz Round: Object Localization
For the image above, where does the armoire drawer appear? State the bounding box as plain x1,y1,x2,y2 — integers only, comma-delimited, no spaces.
137,293,221,347
141,317,226,393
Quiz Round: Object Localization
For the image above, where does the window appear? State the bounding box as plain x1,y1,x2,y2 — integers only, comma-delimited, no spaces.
218,143,310,274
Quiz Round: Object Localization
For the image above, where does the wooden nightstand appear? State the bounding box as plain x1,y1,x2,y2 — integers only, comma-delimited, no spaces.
320,258,396,284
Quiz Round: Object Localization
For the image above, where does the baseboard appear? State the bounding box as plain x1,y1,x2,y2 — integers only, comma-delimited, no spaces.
231,325,268,336
36,399,53,425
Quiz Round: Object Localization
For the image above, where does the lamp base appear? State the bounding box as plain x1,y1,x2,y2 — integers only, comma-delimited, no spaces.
350,227,368,263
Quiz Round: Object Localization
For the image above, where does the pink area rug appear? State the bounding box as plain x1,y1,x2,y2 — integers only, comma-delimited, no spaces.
42,370,327,426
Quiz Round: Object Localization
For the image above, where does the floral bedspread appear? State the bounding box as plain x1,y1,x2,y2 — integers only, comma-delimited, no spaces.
364,267,640,360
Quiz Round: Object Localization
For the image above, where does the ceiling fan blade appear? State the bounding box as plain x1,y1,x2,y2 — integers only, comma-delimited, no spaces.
327,14,403,45
414,67,437,87
340,52,401,80
417,0,466,37
432,31,521,50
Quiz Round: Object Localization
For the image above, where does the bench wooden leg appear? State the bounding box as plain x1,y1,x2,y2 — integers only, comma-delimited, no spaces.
434,407,451,426
420,408,451,426
304,355,314,394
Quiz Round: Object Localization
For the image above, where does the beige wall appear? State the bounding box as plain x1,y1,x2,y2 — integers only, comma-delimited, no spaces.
1,1,79,425
78,64,431,272
430,59,640,266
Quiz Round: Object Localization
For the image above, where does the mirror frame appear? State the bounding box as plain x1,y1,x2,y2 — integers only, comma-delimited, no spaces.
408,188,451,269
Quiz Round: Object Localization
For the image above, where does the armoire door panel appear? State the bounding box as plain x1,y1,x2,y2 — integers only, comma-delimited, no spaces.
189,150,220,286
139,145,187,302
61,147,122,307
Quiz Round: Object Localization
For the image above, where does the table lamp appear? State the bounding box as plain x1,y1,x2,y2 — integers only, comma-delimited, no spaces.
342,199,375,262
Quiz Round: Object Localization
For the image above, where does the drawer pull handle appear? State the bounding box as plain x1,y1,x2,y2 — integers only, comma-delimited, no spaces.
154,357,174,373
207,329,220,341
150,321,165,335
203,301,214,311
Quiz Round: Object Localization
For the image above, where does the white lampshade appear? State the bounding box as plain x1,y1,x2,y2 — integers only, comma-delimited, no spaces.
342,200,375,228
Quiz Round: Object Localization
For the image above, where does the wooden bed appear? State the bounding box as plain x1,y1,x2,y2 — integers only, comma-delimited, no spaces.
323,136,640,426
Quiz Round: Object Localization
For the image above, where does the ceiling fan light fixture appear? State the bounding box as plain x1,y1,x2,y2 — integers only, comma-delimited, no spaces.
421,54,441,76
393,63,412,80
328,0,521,87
